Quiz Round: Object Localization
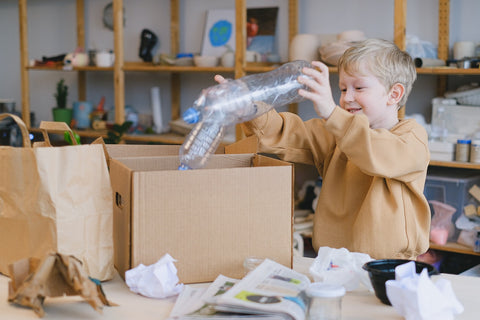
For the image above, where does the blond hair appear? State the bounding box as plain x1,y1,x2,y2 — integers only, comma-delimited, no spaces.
337,38,416,107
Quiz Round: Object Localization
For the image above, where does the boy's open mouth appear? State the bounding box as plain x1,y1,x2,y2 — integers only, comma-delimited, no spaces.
346,107,362,114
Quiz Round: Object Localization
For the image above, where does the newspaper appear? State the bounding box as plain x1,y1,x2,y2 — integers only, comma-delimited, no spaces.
168,259,311,320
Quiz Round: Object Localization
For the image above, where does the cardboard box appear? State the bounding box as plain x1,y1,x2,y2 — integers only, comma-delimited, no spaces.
109,152,293,284
105,144,181,159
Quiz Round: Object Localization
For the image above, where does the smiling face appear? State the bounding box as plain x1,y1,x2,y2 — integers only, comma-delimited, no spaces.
338,65,401,130
336,39,417,130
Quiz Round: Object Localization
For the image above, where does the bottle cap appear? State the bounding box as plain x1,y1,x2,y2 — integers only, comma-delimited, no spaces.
182,108,201,124
306,283,346,298
457,139,471,144
178,163,191,170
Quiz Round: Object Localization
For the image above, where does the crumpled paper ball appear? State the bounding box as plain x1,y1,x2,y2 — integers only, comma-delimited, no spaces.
125,254,184,299
386,261,463,320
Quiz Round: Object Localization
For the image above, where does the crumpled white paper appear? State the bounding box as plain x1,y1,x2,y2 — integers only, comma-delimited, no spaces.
125,254,184,299
309,247,373,291
386,261,464,320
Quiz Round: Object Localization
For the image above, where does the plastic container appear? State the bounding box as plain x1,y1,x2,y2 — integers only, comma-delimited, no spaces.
430,105,448,142
306,283,345,320
424,167,480,241
178,60,313,170
475,232,480,253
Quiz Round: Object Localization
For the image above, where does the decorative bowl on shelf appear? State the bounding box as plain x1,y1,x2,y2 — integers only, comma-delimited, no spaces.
193,55,219,67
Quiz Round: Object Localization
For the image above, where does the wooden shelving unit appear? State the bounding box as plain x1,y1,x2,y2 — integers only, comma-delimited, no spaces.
423,0,480,258
17,0,298,143
16,0,480,255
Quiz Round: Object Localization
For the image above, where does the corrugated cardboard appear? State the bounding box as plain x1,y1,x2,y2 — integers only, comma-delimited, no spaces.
109,150,293,284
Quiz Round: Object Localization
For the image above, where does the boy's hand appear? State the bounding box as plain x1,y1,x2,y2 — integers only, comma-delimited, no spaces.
298,61,337,119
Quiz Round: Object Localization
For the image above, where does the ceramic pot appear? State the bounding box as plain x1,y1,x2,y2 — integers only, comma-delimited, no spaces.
289,34,322,62
221,51,235,67
52,108,73,125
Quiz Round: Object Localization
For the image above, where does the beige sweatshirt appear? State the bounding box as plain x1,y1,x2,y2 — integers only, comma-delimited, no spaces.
242,106,431,259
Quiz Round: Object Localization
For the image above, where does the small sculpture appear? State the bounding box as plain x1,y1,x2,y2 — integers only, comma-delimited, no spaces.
139,29,158,62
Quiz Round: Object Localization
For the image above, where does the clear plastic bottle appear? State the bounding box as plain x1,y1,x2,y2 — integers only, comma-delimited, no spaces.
178,60,313,170
430,105,448,142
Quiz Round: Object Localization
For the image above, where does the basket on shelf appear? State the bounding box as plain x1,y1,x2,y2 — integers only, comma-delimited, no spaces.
445,86,480,106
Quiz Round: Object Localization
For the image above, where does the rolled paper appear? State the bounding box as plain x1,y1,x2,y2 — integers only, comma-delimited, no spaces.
151,86,164,133
414,58,446,68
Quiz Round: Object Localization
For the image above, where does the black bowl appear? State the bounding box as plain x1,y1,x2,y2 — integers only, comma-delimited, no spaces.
362,259,438,305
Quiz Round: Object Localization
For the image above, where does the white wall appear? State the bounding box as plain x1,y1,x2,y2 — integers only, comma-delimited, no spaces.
1,0,480,127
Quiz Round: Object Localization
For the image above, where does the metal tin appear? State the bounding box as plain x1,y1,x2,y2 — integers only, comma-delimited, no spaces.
470,140,480,163
456,139,471,162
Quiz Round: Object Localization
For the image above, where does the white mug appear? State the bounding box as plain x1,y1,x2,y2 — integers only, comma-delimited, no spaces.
96,51,115,67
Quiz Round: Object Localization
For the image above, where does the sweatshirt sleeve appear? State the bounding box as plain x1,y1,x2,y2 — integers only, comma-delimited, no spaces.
325,107,430,181
241,109,332,165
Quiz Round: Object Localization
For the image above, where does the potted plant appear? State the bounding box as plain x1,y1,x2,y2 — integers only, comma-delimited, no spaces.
52,78,73,124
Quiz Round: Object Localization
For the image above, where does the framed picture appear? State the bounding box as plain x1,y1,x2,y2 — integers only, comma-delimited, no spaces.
246,7,279,55
201,9,236,57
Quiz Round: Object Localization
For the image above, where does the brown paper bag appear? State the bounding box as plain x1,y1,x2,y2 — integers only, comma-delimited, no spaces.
0,114,114,281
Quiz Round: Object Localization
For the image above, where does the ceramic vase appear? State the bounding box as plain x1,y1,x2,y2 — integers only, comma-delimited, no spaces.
289,34,322,62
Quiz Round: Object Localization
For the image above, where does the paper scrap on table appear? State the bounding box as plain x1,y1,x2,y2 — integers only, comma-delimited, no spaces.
309,246,373,291
8,253,115,317
386,261,463,320
125,254,184,299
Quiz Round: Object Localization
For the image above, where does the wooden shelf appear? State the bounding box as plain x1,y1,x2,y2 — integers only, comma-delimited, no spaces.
27,65,114,71
31,127,189,144
429,160,480,170
328,66,480,75
430,242,480,256
416,67,480,75
123,61,234,73
123,132,185,144
123,61,281,73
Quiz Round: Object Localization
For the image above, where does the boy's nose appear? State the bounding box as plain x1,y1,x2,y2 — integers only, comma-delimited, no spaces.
344,89,355,101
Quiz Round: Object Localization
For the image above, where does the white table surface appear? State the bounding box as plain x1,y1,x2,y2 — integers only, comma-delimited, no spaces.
1,256,479,319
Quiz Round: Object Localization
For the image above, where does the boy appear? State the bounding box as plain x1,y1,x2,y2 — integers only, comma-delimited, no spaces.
234,39,431,259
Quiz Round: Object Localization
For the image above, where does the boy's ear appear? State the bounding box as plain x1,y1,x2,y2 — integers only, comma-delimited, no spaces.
388,83,405,105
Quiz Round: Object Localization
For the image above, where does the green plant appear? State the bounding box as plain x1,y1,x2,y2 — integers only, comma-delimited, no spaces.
54,78,68,109
64,131,81,145
104,121,133,144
